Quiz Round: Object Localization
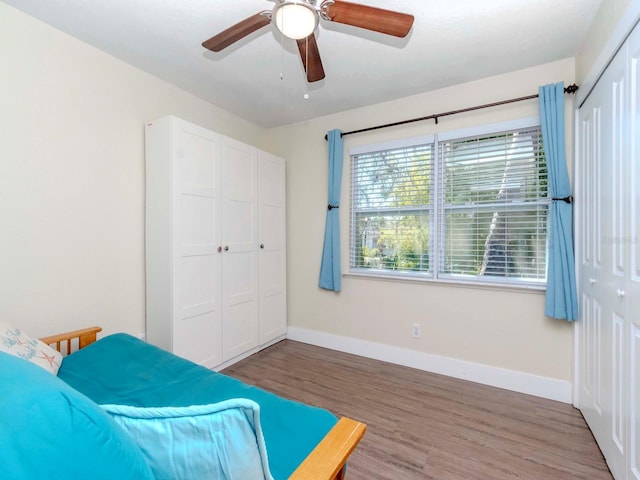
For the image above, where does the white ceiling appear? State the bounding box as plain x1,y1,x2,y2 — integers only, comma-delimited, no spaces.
3,0,602,128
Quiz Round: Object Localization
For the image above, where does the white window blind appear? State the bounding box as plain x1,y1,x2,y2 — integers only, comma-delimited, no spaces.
349,123,549,286
350,144,434,274
437,126,548,283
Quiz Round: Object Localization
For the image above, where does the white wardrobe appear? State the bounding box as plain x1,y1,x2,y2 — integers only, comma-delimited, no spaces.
145,116,286,369
576,22,640,480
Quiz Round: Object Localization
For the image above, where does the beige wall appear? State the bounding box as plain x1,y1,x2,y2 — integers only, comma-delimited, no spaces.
0,4,264,338
263,59,576,381
575,0,632,83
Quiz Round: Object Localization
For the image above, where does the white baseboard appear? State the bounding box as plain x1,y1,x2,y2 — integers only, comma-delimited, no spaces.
287,327,572,404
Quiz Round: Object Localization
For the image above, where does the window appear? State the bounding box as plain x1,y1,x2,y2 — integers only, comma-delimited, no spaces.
350,121,549,287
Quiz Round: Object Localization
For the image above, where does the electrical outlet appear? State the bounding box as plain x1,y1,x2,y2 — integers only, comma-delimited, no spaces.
412,323,421,339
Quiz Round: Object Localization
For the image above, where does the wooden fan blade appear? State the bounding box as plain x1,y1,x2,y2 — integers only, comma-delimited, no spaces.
325,0,414,38
202,12,271,52
296,33,325,83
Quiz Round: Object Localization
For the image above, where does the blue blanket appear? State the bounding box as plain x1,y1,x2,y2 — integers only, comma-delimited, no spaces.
58,334,337,480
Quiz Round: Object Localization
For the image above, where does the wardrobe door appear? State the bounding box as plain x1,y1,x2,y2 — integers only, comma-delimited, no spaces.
172,120,223,368
220,137,259,362
145,116,222,368
258,150,287,345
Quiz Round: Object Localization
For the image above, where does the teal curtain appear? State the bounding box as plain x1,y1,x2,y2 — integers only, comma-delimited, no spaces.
539,82,578,321
319,129,344,291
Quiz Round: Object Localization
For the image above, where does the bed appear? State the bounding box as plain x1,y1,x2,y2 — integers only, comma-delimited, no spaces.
1,326,366,480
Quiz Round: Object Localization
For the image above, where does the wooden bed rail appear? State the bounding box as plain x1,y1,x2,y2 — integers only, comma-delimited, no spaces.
40,326,102,355
38,326,366,479
289,416,366,480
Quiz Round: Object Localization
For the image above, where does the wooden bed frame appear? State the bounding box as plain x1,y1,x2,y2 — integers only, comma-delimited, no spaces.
40,327,366,480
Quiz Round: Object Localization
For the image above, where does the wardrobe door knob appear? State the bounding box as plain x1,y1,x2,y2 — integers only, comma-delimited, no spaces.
260,243,265,249
224,245,229,251
616,289,625,298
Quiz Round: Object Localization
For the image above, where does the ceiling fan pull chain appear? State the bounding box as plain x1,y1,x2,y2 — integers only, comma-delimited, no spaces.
280,20,285,80
304,35,310,97
303,35,312,95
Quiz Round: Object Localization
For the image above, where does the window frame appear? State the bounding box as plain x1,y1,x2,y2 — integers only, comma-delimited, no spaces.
347,118,548,291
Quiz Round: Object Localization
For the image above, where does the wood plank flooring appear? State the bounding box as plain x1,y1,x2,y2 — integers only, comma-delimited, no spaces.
223,340,612,480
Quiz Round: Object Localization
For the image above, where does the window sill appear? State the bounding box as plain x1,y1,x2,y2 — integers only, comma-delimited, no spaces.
343,271,546,295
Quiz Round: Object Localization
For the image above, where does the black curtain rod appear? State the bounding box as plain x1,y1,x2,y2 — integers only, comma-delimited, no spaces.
325,84,579,140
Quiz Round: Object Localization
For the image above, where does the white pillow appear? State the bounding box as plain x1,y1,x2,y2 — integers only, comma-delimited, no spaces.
101,400,274,480
0,322,63,375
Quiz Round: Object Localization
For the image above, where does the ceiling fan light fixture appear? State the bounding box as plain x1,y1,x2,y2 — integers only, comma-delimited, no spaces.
273,1,319,40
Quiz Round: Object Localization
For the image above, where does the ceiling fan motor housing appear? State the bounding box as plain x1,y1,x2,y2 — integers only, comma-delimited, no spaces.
273,1,320,40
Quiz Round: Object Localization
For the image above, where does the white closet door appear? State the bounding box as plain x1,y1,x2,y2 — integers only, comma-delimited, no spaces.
578,22,640,479
627,23,640,480
258,151,287,345
220,137,259,361
578,74,606,440
172,120,222,368
606,42,629,478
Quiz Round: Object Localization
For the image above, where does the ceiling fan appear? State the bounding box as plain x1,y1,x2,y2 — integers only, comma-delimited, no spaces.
202,0,414,83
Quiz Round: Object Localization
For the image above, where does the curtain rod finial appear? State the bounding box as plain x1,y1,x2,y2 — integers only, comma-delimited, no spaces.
564,84,579,94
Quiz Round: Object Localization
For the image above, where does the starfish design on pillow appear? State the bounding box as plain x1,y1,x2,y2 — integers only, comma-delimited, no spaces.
38,350,60,369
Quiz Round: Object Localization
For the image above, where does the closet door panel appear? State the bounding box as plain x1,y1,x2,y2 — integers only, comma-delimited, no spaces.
602,47,628,479
179,128,218,186
578,43,629,479
628,23,640,480
578,100,598,416
220,138,258,362
172,124,222,368
611,312,626,455
611,73,628,280
632,325,640,480
173,312,218,366
179,256,216,315
610,56,628,473
258,151,286,344
578,83,607,438
579,23,640,478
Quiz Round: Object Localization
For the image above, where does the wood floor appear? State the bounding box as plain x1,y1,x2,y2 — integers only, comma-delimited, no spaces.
223,340,612,480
